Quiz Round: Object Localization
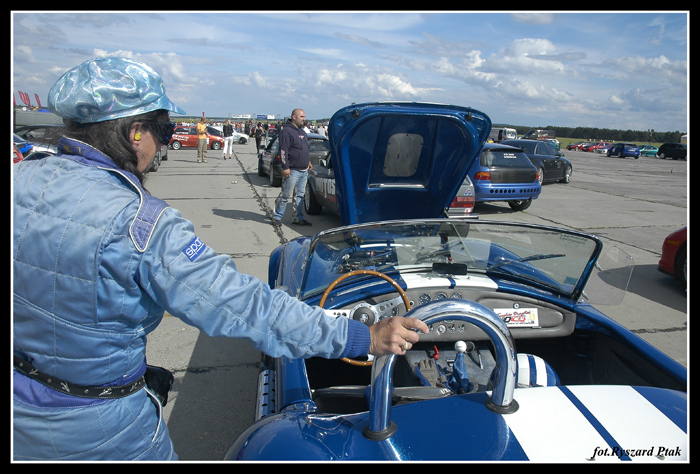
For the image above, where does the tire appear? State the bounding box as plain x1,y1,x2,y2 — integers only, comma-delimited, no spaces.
508,198,532,211
257,157,266,177
150,152,160,172
304,181,323,215
171,141,181,150
560,165,572,183
211,141,222,150
674,243,687,289
239,137,247,144
537,167,544,185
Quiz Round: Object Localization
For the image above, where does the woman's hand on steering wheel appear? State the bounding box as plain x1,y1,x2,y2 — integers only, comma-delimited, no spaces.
318,269,427,366
369,316,429,357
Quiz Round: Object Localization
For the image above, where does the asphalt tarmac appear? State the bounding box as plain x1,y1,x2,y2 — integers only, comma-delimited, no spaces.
144,140,687,461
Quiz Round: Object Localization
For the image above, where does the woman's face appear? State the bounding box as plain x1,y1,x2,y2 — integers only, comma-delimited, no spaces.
132,124,159,172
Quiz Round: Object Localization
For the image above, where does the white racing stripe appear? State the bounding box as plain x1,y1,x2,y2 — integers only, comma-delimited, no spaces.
503,386,686,462
568,386,687,461
504,387,615,462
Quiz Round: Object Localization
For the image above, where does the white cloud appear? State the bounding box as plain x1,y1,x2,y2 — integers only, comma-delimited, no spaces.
510,13,557,25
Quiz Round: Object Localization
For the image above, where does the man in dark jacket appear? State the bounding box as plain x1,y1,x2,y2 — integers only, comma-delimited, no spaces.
272,108,313,226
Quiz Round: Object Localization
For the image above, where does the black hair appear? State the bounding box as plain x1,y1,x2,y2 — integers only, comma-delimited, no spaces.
59,109,168,186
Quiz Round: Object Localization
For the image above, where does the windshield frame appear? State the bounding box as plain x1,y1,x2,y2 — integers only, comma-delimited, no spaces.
299,219,603,301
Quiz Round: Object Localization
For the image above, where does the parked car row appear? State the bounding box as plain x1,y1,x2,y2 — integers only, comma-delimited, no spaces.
294,136,573,218
566,140,686,160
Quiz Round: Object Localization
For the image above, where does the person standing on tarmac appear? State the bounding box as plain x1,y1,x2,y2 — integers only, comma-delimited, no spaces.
272,108,313,227
222,118,234,160
196,116,208,163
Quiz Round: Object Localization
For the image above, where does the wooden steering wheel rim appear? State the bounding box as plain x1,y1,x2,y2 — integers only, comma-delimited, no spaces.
318,269,411,366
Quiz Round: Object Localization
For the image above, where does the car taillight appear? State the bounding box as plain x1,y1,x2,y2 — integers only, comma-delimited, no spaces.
473,171,490,180
535,171,540,182
273,154,281,163
450,196,475,213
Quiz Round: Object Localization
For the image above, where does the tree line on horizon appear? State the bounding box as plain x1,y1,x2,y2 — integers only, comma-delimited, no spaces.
505,125,685,144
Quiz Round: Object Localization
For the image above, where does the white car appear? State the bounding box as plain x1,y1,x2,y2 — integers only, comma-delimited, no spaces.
231,131,249,144
210,126,249,145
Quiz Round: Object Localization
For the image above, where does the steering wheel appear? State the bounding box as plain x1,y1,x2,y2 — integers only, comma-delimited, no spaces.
318,269,411,366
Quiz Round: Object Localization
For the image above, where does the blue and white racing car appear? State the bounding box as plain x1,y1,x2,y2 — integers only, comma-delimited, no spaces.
226,103,687,462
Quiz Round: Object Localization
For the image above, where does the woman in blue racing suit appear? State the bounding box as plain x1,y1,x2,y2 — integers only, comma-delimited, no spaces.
12,57,427,461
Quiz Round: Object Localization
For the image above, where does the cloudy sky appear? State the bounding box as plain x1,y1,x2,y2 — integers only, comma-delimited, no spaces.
12,11,688,132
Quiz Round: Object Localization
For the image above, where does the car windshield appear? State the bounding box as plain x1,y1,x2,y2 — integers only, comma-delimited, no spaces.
299,220,602,300
308,139,330,153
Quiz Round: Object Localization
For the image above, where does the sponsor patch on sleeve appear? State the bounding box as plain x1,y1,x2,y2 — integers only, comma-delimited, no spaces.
183,236,206,261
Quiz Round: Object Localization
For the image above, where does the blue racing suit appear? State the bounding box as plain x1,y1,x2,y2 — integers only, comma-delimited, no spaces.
12,137,370,460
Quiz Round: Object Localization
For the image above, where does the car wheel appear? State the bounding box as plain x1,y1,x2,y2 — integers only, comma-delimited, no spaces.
171,141,181,150
239,137,247,144
150,151,160,172
560,165,572,183
659,153,666,159
304,181,323,215
508,198,532,211
675,243,687,289
257,157,266,177
537,167,544,185
211,141,222,150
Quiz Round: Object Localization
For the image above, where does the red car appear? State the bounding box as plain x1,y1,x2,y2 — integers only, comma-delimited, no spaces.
169,125,224,150
658,226,687,289
581,141,611,152
13,145,23,163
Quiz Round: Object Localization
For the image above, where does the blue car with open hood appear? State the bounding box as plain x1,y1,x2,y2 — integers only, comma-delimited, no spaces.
225,103,687,462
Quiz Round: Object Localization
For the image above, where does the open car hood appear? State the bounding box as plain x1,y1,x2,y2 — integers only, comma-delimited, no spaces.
328,102,491,225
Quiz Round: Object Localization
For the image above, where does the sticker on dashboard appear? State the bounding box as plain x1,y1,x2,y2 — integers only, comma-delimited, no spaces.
495,308,539,328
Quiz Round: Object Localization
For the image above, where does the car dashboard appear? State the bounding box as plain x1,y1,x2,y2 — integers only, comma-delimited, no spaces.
306,271,577,414
322,272,576,343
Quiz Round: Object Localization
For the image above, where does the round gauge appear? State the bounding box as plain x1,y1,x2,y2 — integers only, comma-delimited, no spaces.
418,293,431,305
435,292,448,300
451,292,463,299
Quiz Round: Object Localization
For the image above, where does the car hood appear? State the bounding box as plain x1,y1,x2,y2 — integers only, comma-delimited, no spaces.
328,102,491,225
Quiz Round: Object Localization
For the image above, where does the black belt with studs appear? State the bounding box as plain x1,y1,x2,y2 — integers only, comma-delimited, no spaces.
13,356,146,399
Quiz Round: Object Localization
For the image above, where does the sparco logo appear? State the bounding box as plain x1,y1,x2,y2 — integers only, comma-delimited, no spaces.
184,237,206,261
